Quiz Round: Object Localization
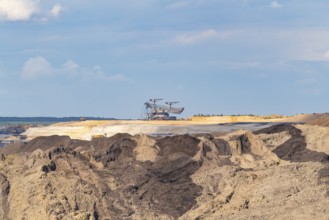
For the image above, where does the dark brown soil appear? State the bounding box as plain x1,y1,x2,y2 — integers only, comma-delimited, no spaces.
156,134,201,157
212,138,232,155
318,166,329,196
0,173,9,219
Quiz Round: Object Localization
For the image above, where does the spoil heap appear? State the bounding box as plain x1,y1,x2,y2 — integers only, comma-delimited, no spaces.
0,124,328,219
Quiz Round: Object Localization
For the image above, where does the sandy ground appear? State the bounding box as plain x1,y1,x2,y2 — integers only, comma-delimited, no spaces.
23,113,325,141
24,121,282,141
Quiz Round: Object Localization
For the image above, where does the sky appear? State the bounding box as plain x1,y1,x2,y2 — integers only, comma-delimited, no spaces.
1,0,329,118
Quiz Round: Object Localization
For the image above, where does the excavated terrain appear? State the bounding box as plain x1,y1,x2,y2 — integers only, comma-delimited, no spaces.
0,124,328,219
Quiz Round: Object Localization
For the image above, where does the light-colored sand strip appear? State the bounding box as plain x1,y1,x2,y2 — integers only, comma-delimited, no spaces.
23,121,280,141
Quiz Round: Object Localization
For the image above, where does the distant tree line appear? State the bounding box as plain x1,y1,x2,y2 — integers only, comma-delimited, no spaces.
192,114,289,119
193,114,257,117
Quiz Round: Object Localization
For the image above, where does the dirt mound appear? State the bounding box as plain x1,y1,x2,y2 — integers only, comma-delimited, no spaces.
295,124,329,155
155,134,201,157
0,173,9,219
254,124,329,163
0,135,94,156
180,125,329,219
0,134,206,219
306,113,329,127
91,133,133,149
22,135,73,152
133,134,158,162
0,124,329,219
91,136,137,167
212,138,232,156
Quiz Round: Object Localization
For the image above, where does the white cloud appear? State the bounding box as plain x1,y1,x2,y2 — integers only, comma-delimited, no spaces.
21,56,129,82
167,1,189,9
174,29,218,45
173,28,237,45
270,1,282,9
22,56,52,79
0,0,64,21
62,60,79,70
85,66,129,82
0,0,38,21
50,3,62,17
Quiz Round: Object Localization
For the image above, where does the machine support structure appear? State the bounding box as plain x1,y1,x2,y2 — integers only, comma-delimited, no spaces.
144,98,184,120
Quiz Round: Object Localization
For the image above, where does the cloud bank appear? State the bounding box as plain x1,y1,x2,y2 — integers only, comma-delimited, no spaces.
0,0,63,21
50,4,62,17
22,56,52,79
21,56,129,82
0,0,38,21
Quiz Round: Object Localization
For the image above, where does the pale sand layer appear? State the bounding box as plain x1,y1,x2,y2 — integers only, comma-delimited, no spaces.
23,114,324,141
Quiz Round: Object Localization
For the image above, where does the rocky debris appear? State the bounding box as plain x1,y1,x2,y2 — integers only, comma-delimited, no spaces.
41,161,57,173
0,124,328,219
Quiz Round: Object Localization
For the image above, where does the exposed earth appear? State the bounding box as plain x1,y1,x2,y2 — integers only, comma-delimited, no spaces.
0,114,328,219
22,113,328,141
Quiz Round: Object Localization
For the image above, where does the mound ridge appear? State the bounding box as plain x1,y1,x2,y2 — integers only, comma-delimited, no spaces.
255,124,329,163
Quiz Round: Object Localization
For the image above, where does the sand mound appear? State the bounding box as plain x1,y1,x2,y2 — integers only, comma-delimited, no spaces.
0,124,328,219
0,134,205,219
255,124,329,163
156,134,201,157
133,134,158,162
296,124,329,155
306,113,329,127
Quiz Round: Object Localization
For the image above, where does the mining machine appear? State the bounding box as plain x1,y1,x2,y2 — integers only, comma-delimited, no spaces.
144,99,184,120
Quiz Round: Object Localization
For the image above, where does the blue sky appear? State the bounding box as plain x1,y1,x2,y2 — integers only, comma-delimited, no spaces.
1,0,329,118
